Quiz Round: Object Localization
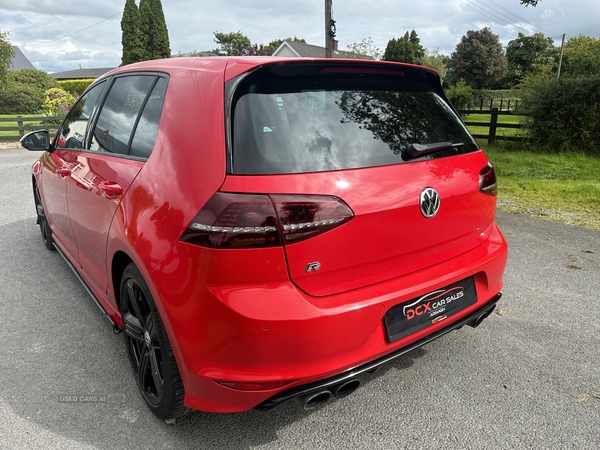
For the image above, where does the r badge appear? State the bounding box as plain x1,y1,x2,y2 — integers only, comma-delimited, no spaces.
305,262,321,273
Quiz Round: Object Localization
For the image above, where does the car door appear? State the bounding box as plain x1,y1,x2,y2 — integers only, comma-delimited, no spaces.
65,75,168,295
39,81,107,261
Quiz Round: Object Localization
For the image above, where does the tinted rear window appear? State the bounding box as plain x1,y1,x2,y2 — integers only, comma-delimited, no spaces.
230,64,478,174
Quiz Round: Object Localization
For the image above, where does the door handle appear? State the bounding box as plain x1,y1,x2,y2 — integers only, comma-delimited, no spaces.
99,181,123,197
57,167,71,176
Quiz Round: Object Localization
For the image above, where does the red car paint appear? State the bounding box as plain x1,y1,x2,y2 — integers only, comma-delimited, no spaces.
29,57,507,414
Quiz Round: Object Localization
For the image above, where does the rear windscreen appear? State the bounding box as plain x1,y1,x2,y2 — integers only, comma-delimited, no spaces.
229,64,478,174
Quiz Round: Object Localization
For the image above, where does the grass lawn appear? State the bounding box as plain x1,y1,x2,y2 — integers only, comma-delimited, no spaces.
484,144,600,231
0,114,39,140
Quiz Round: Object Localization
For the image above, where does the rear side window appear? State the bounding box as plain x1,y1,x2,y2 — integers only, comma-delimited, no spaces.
230,64,478,174
130,77,168,158
91,75,167,158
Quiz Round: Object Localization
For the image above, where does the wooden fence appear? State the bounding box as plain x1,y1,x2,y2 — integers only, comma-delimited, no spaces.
1,109,529,146
469,98,519,111
0,116,65,142
458,108,529,144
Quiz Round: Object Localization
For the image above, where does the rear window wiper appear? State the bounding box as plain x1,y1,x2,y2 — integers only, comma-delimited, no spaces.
404,142,465,160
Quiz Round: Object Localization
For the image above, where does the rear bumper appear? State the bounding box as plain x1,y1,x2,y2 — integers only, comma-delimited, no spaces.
150,222,507,413
255,292,501,410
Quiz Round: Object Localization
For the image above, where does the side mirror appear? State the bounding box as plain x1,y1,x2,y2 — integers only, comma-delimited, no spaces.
20,130,51,151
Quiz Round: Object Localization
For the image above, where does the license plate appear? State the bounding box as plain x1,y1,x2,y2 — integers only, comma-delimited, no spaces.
384,277,477,343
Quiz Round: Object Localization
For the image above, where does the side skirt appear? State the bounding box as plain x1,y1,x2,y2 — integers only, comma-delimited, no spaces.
53,242,121,334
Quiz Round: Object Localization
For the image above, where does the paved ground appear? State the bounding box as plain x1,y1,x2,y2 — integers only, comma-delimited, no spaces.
1,147,599,449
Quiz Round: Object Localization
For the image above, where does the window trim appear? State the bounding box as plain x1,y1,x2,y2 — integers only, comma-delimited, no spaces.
87,71,169,160
50,71,169,161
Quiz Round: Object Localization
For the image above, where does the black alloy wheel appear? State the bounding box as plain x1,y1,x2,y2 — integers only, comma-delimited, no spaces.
34,184,55,251
120,263,188,420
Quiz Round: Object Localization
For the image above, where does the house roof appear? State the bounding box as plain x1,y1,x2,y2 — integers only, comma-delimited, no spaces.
10,46,36,71
272,40,360,59
49,68,116,80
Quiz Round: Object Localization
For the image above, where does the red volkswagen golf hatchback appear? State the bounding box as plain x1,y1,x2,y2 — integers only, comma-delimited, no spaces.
22,57,507,420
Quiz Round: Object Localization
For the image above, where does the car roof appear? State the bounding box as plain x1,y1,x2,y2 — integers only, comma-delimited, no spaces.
99,57,439,84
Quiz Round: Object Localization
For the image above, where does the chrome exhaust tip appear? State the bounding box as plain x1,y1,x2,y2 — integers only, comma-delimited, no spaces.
334,379,361,398
301,390,332,410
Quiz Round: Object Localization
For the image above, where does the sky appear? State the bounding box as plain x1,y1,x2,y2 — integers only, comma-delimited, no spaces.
1,0,599,74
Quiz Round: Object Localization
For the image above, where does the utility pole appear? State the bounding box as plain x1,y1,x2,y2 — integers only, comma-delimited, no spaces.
325,0,335,58
557,33,566,79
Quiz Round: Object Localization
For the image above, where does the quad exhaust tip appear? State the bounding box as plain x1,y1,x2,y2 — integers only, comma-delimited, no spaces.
301,378,361,410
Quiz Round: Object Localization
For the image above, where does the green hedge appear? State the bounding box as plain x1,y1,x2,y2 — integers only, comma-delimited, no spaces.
58,79,95,96
520,75,600,156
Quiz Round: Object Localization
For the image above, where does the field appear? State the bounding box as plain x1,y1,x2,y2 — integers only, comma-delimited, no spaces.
484,144,600,230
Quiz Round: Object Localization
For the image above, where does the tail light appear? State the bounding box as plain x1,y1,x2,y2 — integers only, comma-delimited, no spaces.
181,193,354,248
479,162,497,196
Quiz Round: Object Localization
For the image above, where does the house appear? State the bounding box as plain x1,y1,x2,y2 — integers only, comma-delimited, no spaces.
272,40,360,59
49,68,116,80
10,46,36,71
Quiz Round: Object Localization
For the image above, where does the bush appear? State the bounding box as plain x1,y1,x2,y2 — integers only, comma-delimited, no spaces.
9,69,58,92
445,81,474,110
0,69,59,114
520,75,600,156
42,88,75,116
58,78,95,97
0,82,43,114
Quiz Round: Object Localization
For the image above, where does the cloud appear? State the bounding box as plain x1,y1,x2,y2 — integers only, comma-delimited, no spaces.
1,0,599,73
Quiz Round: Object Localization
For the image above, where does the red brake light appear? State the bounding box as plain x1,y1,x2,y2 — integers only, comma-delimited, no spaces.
181,193,354,248
181,193,280,248
271,195,353,243
479,162,497,196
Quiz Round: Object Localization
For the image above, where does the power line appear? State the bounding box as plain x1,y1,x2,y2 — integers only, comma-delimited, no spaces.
53,11,122,41
476,0,563,38
459,0,515,28
459,0,563,40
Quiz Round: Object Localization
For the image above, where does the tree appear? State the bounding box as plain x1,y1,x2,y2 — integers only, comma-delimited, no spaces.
139,0,171,61
346,37,382,60
149,0,170,59
213,31,253,56
383,34,414,63
383,31,424,64
450,27,507,89
121,0,144,65
562,35,600,77
505,32,557,86
409,30,425,62
420,50,449,83
0,31,14,86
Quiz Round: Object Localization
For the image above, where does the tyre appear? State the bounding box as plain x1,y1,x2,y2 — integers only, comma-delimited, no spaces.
120,263,189,420
34,184,55,251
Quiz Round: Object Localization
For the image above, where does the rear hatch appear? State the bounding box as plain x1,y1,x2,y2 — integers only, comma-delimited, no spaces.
220,61,497,297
